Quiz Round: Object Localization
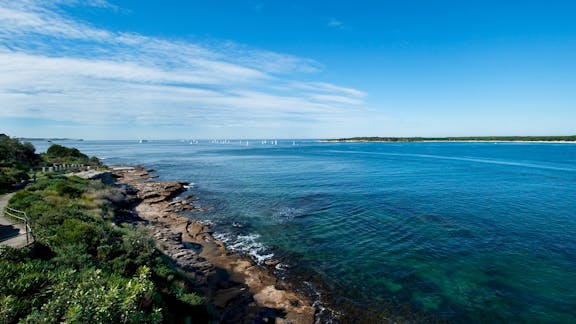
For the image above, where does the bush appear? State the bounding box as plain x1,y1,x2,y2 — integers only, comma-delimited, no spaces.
0,259,57,322
23,267,162,323
0,167,29,190
0,134,39,170
46,145,84,159
0,134,39,191
2,174,209,322
43,144,102,167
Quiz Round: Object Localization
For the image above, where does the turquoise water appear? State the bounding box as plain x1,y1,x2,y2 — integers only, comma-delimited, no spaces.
35,140,576,322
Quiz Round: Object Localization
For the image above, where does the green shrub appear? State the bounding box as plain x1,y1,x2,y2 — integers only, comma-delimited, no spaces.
42,144,102,167
23,267,162,323
2,174,209,322
46,145,84,159
0,167,29,190
6,190,42,211
0,134,39,170
0,295,18,323
41,176,88,198
0,134,40,190
54,219,101,247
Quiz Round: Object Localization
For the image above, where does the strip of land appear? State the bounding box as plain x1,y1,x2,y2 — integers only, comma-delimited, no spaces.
322,136,576,143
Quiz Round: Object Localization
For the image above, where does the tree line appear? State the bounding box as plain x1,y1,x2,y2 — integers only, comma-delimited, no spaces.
0,134,101,192
327,135,576,142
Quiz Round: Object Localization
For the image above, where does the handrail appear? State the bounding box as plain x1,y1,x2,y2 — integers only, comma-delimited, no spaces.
5,207,27,220
6,207,26,214
3,207,32,245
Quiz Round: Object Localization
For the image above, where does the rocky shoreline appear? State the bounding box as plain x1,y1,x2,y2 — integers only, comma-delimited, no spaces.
110,165,315,323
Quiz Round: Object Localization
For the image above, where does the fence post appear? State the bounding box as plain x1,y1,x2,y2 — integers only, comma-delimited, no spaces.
26,218,29,244
3,207,32,245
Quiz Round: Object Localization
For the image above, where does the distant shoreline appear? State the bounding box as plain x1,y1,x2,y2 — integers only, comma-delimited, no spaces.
17,137,84,141
321,140,576,144
321,136,576,144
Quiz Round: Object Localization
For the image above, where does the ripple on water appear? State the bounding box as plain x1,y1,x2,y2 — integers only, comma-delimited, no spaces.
58,140,576,323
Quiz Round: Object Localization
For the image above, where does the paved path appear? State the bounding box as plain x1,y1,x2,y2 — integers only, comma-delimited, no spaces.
0,193,31,248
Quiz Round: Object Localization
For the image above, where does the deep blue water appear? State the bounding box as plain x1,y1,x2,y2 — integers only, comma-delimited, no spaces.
34,140,576,322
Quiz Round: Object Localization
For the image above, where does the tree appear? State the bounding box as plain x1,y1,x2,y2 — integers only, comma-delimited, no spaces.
0,134,40,191
43,144,102,167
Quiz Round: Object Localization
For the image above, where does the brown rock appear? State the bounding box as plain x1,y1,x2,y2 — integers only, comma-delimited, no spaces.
187,221,213,239
112,165,315,323
264,259,281,267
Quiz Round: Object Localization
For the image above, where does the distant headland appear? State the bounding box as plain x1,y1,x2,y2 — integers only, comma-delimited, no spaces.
322,136,576,143
17,137,84,142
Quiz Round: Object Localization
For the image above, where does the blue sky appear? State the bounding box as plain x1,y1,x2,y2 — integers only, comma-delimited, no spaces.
1,0,575,139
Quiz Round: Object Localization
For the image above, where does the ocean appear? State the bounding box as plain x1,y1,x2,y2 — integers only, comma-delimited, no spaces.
34,140,576,322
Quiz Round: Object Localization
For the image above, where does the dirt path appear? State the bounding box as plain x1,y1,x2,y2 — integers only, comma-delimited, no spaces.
0,193,31,248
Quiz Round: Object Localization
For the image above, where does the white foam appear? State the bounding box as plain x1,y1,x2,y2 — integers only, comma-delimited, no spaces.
199,219,213,226
303,281,342,324
214,232,274,264
183,182,195,189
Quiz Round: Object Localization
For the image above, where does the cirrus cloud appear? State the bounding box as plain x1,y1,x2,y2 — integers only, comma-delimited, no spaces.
0,0,382,139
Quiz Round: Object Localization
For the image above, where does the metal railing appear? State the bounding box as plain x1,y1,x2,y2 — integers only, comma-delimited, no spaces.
3,207,32,245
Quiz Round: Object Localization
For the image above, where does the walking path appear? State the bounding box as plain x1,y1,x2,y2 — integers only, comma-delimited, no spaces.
0,193,30,248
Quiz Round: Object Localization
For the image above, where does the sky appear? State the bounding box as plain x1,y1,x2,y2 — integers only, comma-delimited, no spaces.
1,0,575,139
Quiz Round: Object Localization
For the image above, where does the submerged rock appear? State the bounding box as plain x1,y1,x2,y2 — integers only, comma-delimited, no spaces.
112,165,315,323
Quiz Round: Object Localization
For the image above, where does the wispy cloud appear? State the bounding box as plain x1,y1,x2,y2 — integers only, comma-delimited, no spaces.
327,18,344,29
0,0,378,138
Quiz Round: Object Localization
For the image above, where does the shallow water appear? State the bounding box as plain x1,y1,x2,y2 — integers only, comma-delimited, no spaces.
34,140,576,322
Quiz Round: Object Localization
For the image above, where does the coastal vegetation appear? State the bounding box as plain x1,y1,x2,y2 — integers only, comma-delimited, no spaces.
42,144,102,167
0,135,101,193
0,134,40,192
325,135,576,142
0,140,209,322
